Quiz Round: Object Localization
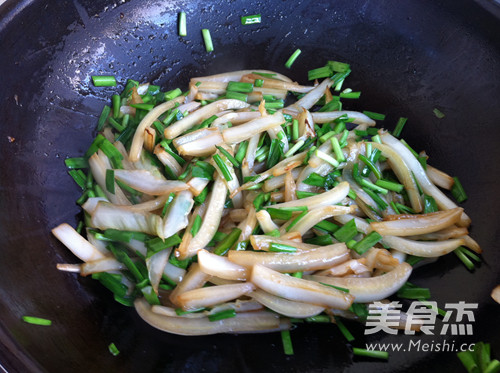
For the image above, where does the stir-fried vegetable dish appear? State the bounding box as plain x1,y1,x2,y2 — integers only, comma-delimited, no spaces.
53,61,480,345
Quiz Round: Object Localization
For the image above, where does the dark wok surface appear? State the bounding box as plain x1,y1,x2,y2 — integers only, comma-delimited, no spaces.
0,0,499,372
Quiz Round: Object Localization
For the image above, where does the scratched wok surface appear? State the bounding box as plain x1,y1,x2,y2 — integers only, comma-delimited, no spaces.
0,0,499,372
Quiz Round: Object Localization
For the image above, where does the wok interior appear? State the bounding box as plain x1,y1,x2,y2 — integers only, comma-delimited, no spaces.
0,0,499,372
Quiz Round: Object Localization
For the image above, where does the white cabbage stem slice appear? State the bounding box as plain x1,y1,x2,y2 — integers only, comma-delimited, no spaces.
113,169,189,196
250,264,354,309
129,96,185,162
250,289,325,318
197,249,248,281
52,223,107,262
305,262,412,303
228,243,349,273
370,207,463,236
135,298,286,336
165,99,249,139
176,282,256,311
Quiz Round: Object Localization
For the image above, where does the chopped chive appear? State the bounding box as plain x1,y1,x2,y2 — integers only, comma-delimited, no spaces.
65,157,89,169
208,309,237,322
105,169,115,194
92,75,117,87
390,201,400,214
266,229,281,237
284,140,304,158
265,208,293,220
191,215,202,237
97,105,111,131
264,100,284,109
214,228,242,256
406,255,424,266
321,283,350,293
375,179,404,193
396,282,431,300
252,72,276,78
433,108,445,119
164,88,182,101
267,139,284,168
315,149,339,167
178,11,187,36
92,273,128,298
108,342,120,356
280,330,294,355
395,203,414,214
234,140,249,164
331,137,345,162
146,235,182,254
363,187,388,210
111,94,121,118
423,195,438,213
226,90,248,102
393,117,408,138
358,154,382,179
108,117,126,132
352,348,389,360
216,146,240,168
333,218,358,242
68,169,87,189
22,316,52,326
308,65,332,81
254,79,264,88
303,172,326,188
451,176,468,203
130,103,155,111
362,111,386,121
349,303,369,321
352,231,382,255
290,119,299,141
460,246,481,262
285,49,301,69
313,220,339,233
103,229,133,243
334,316,354,342
201,29,214,52
296,191,318,199
454,247,476,271
269,243,298,253
227,81,253,93
304,234,333,246
241,14,261,25
141,285,161,305
286,210,308,232
327,60,351,73
213,154,233,181
339,91,361,99
253,192,270,211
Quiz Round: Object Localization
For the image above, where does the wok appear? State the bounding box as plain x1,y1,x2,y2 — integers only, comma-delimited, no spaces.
0,0,499,372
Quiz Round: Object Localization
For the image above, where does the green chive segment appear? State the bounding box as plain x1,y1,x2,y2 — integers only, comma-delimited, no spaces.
202,29,214,52
285,49,301,69
22,316,52,326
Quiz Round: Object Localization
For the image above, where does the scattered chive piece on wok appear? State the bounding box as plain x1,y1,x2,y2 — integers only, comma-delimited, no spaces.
22,316,52,326
281,330,294,355
433,108,445,118
285,48,301,68
241,14,261,25
92,75,117,87
334,316,355,342
108,342,120,356
352,348,389,360
201,29,214,52
393,117,408,137
362,111,386,121
178,12,187,36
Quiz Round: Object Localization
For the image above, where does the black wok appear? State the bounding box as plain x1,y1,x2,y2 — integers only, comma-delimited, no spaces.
0,0,499,372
